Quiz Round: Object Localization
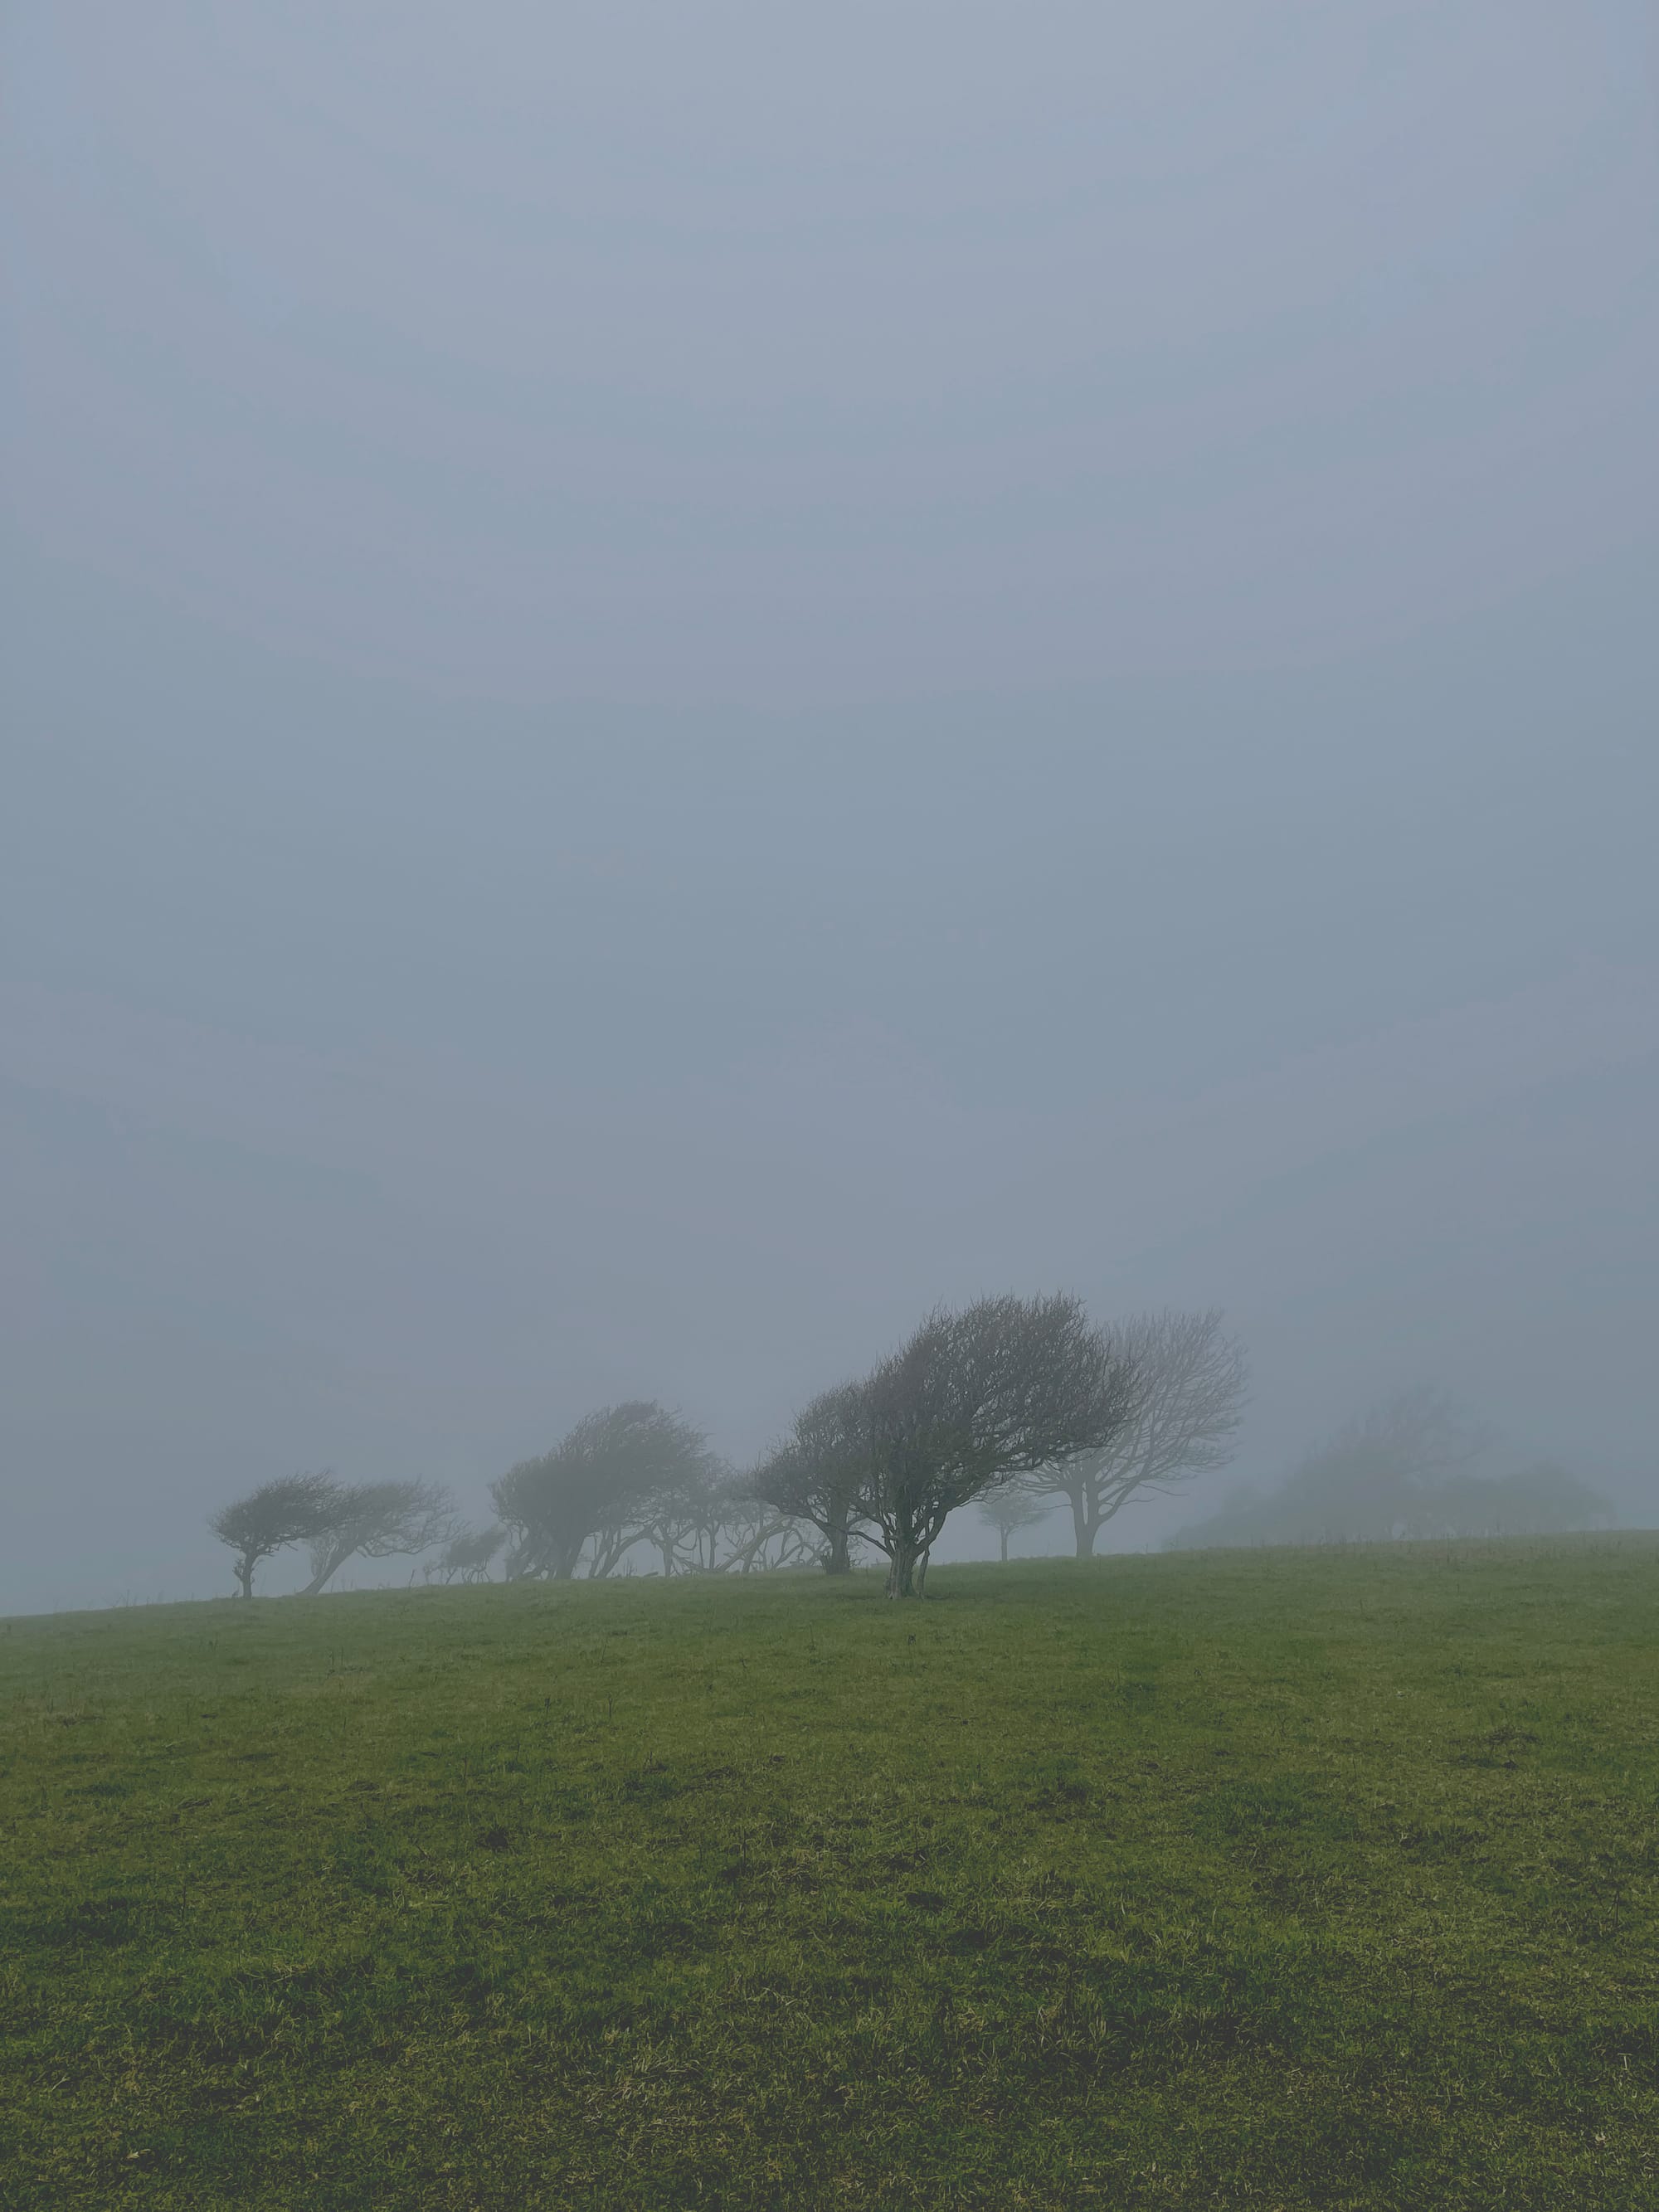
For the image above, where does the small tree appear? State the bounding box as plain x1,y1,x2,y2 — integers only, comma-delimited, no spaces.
426,1524,508,1583
784,1293,1135,1599
492,1403,713,1580
752,1381,877,1575
977,1488,1052,1563
299,1480,455,1595
210,1473,342,1599
1034,1309,1248,1555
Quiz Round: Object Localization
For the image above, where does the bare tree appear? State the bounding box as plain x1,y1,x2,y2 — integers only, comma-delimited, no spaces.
977,1488,1052,1563
786,1292,1136,1599
752,1381,877,1574
1034,1309,1248,1555
492,1403,714,1580
299,1480,455,1595
209,1473,342,1599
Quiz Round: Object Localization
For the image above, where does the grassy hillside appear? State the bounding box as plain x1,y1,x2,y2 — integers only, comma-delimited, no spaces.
4,1543,1658,2209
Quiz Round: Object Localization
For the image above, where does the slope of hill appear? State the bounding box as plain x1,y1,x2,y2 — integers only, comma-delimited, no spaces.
5,1545,1657,2207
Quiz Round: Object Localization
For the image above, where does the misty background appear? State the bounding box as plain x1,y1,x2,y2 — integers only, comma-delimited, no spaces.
4,4,1657,1613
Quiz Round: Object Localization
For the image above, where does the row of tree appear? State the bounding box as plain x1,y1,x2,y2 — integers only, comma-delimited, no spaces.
209,1296,1250,1600
489,1401,820,1582
750,1301,1244,1596
209,1475,455,1600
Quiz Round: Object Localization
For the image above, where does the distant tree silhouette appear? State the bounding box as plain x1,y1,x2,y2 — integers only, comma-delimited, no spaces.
977,1488,1051,1563
761,1294,1136,1599
426,1525,508,1583
299,1480,455,1594
210,1473,342,1598
493,1403,713,1580
1029,1310,1247,1555
710,1480,820,1573
645,1466,815,1576
752,1382,876,1575
1168,1389,1612,1548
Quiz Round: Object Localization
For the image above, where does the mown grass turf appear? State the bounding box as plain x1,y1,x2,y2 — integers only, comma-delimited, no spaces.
2,1542,1657,2209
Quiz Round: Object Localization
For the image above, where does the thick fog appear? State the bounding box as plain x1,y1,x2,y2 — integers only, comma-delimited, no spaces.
4,4,1657,1613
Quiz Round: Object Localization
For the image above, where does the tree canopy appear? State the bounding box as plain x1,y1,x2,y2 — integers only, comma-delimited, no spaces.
757,1293,1136,1598
299,1480,455,1595
492,1402,715,1580
209,1473,343,1599
752,1381,877,1575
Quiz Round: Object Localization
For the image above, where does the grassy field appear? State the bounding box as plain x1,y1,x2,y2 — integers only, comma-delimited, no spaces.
3,1542,1658,2210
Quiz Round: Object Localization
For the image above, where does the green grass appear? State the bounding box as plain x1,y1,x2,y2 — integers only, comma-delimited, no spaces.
3,1543,1658,2210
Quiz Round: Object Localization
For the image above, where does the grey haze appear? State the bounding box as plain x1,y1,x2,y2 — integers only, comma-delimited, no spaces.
3,3,1657,1612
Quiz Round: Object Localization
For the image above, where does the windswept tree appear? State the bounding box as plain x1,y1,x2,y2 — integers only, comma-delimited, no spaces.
299,1480,455,1595
977,1487,1052,1563
210,1473,342,1599
1033,1309,1248,1555
860,1294,1136,1597
492,1402,714,1580
752,1381,877,1574
767,1293,1133,1599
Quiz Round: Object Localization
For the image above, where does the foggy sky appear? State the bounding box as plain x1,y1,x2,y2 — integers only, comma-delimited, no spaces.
4,4,1657,1612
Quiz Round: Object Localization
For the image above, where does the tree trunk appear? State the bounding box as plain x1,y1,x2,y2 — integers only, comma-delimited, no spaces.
1000,1529,1010,1564
235,1558,254,1599
887,1535,930,1598
1070,1490,1102,1558
299,1547,348,1597
823,1525,853,1575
